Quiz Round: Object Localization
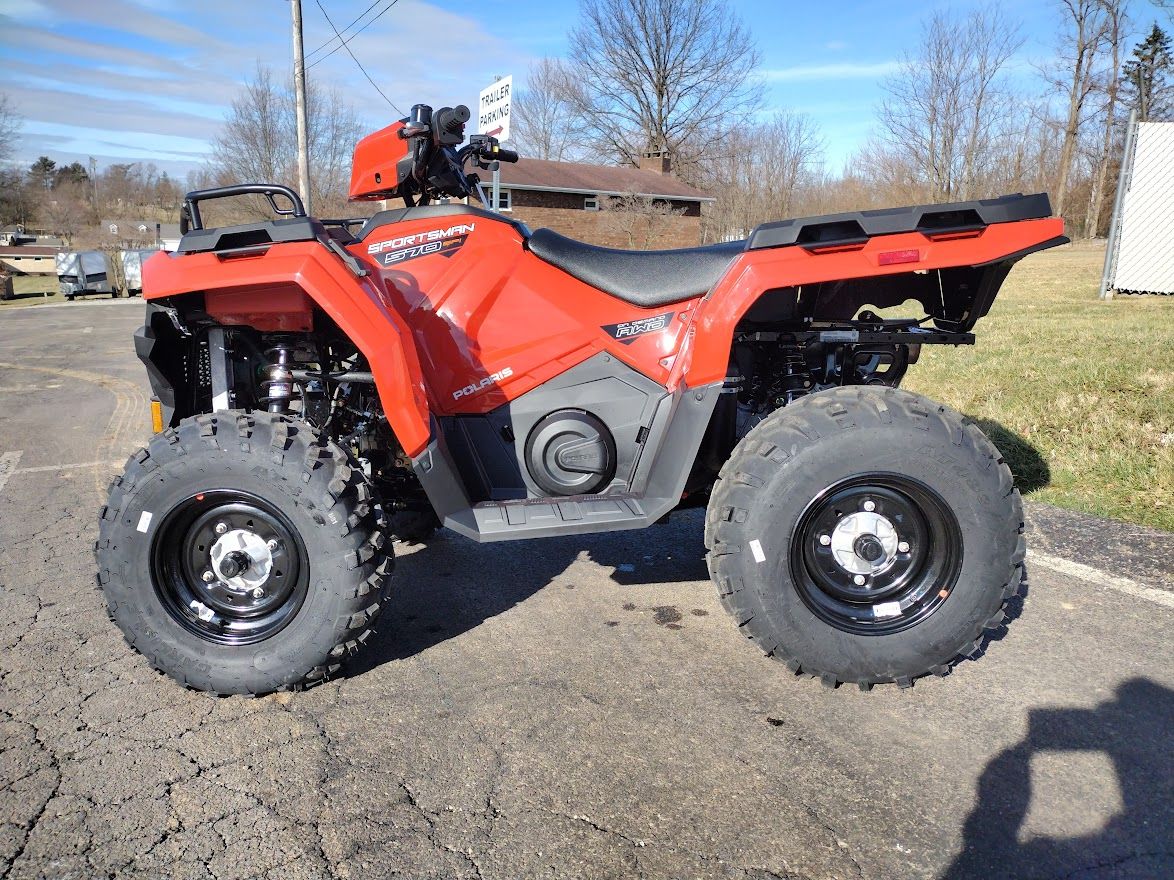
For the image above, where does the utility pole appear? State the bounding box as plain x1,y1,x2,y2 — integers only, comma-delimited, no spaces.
290,0,312,215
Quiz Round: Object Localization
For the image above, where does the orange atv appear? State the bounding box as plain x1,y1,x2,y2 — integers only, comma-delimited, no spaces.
96,102,1066,694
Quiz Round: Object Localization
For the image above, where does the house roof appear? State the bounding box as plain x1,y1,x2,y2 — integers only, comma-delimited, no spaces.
100,219,182,238
494,158,713,202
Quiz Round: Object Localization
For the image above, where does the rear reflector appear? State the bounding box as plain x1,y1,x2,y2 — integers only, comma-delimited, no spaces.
878,249,921,266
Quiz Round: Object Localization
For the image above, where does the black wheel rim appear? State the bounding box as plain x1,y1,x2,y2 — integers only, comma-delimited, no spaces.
151,490,309,645
790,474,962,635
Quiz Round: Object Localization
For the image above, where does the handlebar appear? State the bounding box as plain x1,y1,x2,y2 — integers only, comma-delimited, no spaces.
394,102,520,206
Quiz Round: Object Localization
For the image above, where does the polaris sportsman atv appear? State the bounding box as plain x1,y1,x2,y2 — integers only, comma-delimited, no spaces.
96,102,1066,694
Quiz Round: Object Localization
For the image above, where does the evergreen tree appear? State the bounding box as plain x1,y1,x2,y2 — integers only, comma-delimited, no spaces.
28,156,56,190
1122,24,1172,120
53,161,89,188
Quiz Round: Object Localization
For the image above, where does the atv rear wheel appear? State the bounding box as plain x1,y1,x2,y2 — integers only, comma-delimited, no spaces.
95,411,393,694
705,387,1024,689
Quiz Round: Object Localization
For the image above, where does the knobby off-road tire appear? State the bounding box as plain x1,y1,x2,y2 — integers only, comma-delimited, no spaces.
705,387,1025,690
95,411,393,695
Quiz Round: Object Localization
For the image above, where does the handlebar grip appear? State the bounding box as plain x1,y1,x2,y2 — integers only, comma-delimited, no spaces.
496,148,519,163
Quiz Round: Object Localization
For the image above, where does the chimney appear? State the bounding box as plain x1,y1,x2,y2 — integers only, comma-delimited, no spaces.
639,147,672,175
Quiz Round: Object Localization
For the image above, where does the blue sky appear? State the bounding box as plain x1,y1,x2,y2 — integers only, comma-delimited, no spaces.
0,0,1164,181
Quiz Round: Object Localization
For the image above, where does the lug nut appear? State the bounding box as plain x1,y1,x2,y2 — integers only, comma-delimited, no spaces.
251,587,265,599
266,539,279,551
819,534,831,546
201,570,216,583
214,522,228,535
898,541,910,553
853,575,867,586
862,500,876,512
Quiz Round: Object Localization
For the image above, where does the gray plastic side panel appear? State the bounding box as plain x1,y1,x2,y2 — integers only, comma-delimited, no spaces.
504,352,667,498
412,382,721,542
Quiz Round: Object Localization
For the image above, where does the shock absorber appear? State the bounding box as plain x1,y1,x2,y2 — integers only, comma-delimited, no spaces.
260,337,295,414
777,347,814,404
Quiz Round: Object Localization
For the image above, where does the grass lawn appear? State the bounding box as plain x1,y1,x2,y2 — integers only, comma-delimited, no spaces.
902,239,1173,531
0,274,59,308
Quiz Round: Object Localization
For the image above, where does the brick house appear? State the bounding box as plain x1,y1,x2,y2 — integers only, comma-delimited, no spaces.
487,152,713,249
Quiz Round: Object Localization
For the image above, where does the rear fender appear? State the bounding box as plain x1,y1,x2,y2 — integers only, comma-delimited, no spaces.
683,217,1066,387
143,244,433,456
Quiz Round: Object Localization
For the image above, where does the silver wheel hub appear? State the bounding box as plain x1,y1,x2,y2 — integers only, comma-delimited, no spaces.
209,529,275,592
829,511,899,576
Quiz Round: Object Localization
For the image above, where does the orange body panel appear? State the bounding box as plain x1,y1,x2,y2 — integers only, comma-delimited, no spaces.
348,121,408,201
204,285,315,332
349,215,697,418
684,217,1065,386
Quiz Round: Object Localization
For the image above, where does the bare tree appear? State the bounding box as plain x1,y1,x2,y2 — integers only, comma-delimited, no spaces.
567,0,762,178
702,111,824,242
1047,0,1113,217
511,58,592,162
600,193,685,248
0,92,20,166
875,7,1023,202
1085,0,1130,237
38,180,88,245
210,65,365,218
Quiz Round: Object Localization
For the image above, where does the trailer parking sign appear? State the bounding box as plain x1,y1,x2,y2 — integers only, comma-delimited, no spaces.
478,75,512,141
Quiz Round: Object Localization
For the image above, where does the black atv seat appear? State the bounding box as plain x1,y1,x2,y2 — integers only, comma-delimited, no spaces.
528,228,746,307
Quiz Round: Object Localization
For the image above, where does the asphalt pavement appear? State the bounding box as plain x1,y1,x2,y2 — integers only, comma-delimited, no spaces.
1,298,1171,880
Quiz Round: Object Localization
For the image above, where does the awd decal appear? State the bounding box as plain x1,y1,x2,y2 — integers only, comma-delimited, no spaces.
367,223,474,266
601,311,674,344
453,366,514,401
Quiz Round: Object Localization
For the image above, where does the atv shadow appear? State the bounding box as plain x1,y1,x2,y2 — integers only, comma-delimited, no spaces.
969,417,1050,494
344,508,712,675
942,678,1174,880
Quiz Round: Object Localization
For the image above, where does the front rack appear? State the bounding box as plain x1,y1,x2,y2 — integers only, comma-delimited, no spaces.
180,184,307,233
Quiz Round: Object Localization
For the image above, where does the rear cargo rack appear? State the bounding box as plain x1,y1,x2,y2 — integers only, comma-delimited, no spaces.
748,193,1053,251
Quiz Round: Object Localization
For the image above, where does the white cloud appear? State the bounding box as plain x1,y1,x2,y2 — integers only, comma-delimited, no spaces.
761,61,901,82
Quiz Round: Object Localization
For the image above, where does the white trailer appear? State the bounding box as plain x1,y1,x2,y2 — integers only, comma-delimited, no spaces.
56,250,116,300
119,249,159,296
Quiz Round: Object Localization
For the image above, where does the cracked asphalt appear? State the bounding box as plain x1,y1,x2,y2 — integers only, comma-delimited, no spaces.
1,300,1171,880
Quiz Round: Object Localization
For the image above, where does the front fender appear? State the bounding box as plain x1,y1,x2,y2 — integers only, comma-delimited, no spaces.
142,244,433,456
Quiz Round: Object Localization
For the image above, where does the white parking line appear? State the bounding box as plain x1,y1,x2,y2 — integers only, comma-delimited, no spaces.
1028,549,1174,611
0,451,23,494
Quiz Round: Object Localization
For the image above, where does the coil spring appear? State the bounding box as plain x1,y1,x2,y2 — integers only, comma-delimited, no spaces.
777,349,813,404
260,337,295,414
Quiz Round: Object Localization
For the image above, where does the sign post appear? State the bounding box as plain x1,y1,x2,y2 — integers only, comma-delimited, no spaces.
477,75,512,213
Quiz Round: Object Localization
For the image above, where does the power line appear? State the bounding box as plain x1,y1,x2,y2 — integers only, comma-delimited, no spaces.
313,0,404,115
306,0,382,60
308,0,399,69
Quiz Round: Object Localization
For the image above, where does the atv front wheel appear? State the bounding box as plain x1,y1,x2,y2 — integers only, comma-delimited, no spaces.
705,387,1024,689
95,412,393,694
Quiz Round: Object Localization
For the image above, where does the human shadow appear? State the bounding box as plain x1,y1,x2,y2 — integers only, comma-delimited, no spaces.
970,417,1051,494
943,678,1174,880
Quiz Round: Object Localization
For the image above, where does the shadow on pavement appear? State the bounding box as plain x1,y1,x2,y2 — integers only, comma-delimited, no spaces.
971,417,1050,494
943,678,1174,880
346,511,712,675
